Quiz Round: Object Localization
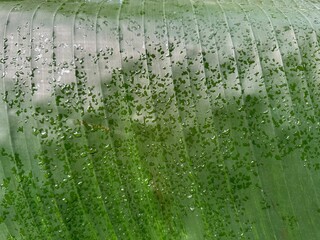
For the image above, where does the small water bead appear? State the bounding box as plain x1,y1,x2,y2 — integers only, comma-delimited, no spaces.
73,131,82,138
80,152,88,158
40,130,48,138
88,147,97,154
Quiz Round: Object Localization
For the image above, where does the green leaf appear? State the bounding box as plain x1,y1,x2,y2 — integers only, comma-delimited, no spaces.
1,0,320,239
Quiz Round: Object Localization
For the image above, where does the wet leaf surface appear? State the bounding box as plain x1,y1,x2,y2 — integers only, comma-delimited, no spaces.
1,0,320,239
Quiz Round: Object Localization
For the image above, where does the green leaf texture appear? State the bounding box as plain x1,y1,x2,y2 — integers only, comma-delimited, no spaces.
1,0,320,239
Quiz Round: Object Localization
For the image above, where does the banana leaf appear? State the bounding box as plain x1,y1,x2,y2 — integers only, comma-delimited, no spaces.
1,0,320,239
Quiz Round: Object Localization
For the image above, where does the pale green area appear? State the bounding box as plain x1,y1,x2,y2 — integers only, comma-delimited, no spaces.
1,0,320,239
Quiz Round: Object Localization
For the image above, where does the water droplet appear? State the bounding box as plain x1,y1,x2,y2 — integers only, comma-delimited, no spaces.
73,131,82,138
88,147,97,154
80,152,88,157
40,130,48,138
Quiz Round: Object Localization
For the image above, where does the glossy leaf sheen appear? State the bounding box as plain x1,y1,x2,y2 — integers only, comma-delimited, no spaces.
0,0,320,239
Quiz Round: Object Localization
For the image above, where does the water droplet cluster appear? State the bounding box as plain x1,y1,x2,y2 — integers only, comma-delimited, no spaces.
1,0,320,239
